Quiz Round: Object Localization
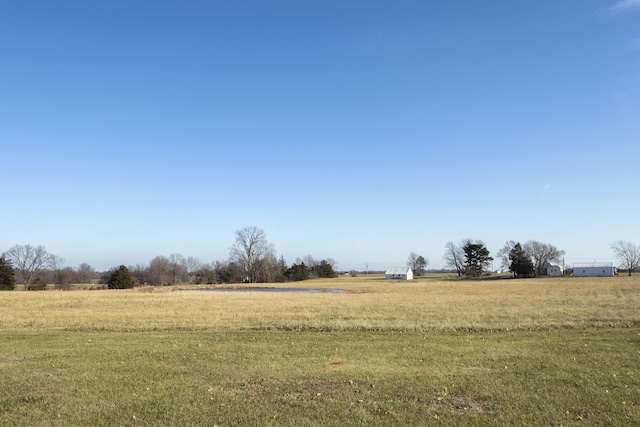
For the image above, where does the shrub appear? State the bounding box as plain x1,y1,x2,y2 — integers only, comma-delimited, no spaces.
108,265,136,289
30,277,48,291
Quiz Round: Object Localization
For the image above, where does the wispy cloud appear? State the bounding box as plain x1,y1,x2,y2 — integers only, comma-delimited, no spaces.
611,0,640,13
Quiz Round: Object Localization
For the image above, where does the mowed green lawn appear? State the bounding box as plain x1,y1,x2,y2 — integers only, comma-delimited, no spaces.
1,275,639,426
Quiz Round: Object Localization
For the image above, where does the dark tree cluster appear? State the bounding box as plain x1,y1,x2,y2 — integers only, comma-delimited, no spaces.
285,263,310,282
496,240,565,277
443,239,567,279
508,243,534,277
0,254,16,291
443,240,493,277
313,259,338,279
284,259,337,282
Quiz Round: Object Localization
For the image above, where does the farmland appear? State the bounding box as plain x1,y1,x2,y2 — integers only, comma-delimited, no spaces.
1,275,639,426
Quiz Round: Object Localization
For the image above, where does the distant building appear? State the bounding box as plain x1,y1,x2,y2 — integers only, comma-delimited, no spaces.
573,263,615,277
543,262,563,277
385,267,413,281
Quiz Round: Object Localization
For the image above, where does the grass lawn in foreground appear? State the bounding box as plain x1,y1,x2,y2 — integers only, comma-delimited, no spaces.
2,329,639,426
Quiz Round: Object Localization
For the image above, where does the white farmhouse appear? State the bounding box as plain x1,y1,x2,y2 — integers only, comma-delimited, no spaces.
385,267,413,281
573,263,615,277
543,262,563,277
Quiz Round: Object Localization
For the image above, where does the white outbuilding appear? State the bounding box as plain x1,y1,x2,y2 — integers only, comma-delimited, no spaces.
573,262,615,277
543,262,563,277
385,267,413,281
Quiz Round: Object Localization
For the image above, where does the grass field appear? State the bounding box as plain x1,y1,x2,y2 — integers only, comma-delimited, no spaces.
1,275,639,426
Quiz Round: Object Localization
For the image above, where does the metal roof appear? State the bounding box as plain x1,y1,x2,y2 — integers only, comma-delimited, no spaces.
573,262,613,268
385,267,412,274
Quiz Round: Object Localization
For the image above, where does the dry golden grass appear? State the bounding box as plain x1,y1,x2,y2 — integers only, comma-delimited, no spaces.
1,275,639,333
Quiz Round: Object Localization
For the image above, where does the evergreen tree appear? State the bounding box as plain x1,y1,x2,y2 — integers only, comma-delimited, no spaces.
108,265,136,289
508,243,535,277
0,254,16,291
312,259,338,279
285,263,309,282
463,241,493,277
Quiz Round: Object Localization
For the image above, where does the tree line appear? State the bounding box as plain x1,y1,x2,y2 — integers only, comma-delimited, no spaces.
2,231,640,291
443,239,640,278
443,239,566,278
1,227,338,290
0,245,97,291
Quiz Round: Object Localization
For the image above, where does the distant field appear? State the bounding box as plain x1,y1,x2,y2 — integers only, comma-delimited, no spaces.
4,275,638,332
1,276,639,425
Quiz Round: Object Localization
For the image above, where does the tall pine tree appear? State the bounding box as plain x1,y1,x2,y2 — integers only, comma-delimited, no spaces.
463,241,493,277
509,243,535,277
0,254,16,291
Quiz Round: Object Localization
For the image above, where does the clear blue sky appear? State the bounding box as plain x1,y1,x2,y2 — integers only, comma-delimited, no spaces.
2,1,639,272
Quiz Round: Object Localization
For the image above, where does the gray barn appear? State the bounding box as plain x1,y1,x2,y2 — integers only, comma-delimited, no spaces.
573,263,615,277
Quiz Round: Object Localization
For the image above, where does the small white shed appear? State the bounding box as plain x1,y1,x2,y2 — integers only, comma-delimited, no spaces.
385,267,413,281
573,263,615,277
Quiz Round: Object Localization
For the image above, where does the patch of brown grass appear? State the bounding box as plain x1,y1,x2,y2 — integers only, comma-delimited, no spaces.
405,393,491,415
1,275,639,333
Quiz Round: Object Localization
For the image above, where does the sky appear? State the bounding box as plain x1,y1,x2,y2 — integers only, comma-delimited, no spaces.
1,0,639,272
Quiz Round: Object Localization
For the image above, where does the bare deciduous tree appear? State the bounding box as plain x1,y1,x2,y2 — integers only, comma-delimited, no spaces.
443,241,465,277
212,260,244,284
523,240,565,277
57,266,76,290
76,263,96,283
130,263,147,285
148,255,171,285
6,244,55,290
229,226,275,283
407,252,428,276
49,254,66,286
496,240,517,272
298,255,318,269
324,258,338,270
168,253,188,285
610,240,640,276
256,253,283,283
184,256,202,284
